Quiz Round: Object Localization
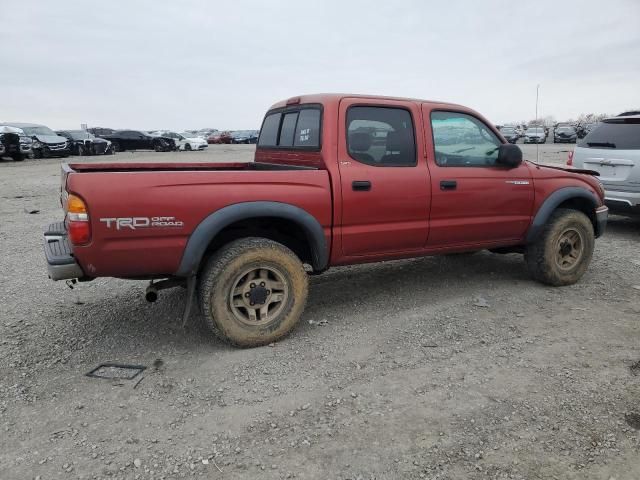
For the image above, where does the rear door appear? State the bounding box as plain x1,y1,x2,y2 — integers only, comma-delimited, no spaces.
573,118,640,200
423,107,534,247
337,98,431,256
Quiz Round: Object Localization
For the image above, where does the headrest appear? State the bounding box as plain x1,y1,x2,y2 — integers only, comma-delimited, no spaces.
349,132,372,152
385,130,404,151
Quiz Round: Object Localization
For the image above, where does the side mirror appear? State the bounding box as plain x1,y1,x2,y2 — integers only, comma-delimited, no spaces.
497,143,523,168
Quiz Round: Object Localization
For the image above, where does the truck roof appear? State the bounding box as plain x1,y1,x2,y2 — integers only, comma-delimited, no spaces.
268,93,466,111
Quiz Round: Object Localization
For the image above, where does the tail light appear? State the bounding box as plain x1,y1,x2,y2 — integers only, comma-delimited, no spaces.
66,194,91,245
567,150,574,166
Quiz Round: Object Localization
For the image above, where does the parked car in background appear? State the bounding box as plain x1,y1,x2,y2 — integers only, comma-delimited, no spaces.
3,123,69,158
231,130,258,144
569,114,640,214
553,125,577,143
230,130,259,144
150,131,208,151
18,133,34,159
0,125,24,161
524,126,546,144
97,130,175,152
500,125,519,143
56,130,114,156
207,131,233,144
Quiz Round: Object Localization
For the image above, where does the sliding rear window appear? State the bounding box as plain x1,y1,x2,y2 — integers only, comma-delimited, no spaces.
578,119,640,150
257,105,322,150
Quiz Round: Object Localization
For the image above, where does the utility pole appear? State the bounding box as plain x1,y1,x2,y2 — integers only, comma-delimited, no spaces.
535,84,540,163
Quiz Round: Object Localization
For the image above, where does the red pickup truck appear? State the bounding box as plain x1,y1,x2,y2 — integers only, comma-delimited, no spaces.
44,94,608,347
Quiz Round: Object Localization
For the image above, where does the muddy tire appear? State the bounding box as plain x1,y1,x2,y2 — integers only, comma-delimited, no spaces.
525,208,594,286
198,237,309,347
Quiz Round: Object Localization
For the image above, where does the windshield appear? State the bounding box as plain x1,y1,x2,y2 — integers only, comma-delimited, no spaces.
557,126,575,133
528,128,543,133
501,127,515,133
577,119,640,150
20,126,57,136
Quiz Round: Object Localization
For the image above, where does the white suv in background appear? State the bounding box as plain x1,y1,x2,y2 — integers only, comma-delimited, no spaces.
569,114,640,213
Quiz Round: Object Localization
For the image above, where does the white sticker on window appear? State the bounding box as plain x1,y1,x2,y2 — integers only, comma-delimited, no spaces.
299,128,310,143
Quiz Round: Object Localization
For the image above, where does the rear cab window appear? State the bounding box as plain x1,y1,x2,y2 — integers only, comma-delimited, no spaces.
345,106,416,167
257,105,322,150
578,118,640,150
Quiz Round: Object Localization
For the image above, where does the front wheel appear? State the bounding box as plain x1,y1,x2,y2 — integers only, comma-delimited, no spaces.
198,237,309,347
525,208,595,286
184,143,192,151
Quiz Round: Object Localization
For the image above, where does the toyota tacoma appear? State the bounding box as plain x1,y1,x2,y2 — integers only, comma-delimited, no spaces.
43,94,608,347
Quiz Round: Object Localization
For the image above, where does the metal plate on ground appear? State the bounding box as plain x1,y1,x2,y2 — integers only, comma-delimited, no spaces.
86,363,146,380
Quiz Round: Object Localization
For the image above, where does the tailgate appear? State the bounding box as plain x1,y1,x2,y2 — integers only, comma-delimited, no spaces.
574,147,640,188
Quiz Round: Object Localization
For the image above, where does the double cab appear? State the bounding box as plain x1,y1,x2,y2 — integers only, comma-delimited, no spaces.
44,94,608,347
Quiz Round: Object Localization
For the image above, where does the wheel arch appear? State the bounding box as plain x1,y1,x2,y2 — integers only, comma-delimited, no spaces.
526,187,600,243
175,201,329,277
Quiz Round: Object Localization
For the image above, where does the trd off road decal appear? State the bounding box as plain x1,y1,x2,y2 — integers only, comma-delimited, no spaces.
99,216,184,230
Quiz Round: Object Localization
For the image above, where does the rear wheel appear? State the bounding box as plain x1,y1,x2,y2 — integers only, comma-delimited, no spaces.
198,238,308,347
11,153,24,162
112,142,122,152
525,208,594,286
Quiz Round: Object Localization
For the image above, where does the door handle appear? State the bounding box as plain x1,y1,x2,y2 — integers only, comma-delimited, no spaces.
440,180,457,191
352,180,371,191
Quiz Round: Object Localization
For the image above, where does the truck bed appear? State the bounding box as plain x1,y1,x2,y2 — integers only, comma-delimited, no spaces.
62,161,333,278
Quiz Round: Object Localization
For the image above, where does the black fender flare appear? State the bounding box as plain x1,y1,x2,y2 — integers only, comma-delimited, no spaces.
525,187,599,243
175,201,329,277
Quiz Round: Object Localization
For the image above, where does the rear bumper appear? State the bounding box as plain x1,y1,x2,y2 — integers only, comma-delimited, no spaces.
595,205,608,238
44,222,85,280
604,189,640,208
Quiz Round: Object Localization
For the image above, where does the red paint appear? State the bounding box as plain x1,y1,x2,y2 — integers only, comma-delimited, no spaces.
60,94,605,279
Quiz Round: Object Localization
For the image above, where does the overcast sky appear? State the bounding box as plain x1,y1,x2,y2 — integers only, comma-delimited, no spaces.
2,0,639,130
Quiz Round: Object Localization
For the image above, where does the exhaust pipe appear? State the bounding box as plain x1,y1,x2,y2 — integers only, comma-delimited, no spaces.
145,285,158,303
144,278,185,303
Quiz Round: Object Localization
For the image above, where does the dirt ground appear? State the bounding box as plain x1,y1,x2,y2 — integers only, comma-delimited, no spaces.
1,144,639,480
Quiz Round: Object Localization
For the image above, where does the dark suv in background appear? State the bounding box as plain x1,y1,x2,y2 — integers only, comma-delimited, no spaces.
554,125,577,143
56,130,114,156
3,123,69,158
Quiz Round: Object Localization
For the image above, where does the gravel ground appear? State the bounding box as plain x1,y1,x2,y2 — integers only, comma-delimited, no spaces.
1,144,639,480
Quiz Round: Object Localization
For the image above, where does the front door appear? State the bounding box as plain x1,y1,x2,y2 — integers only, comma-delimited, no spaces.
338,98,431,256
423,107,534,247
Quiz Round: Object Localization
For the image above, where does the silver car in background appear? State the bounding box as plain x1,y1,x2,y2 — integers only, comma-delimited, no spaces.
570,114,640,213
524,126,546,143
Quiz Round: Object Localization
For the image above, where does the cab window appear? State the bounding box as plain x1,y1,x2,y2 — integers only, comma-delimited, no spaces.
431,111,501,167
346,106,416,167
